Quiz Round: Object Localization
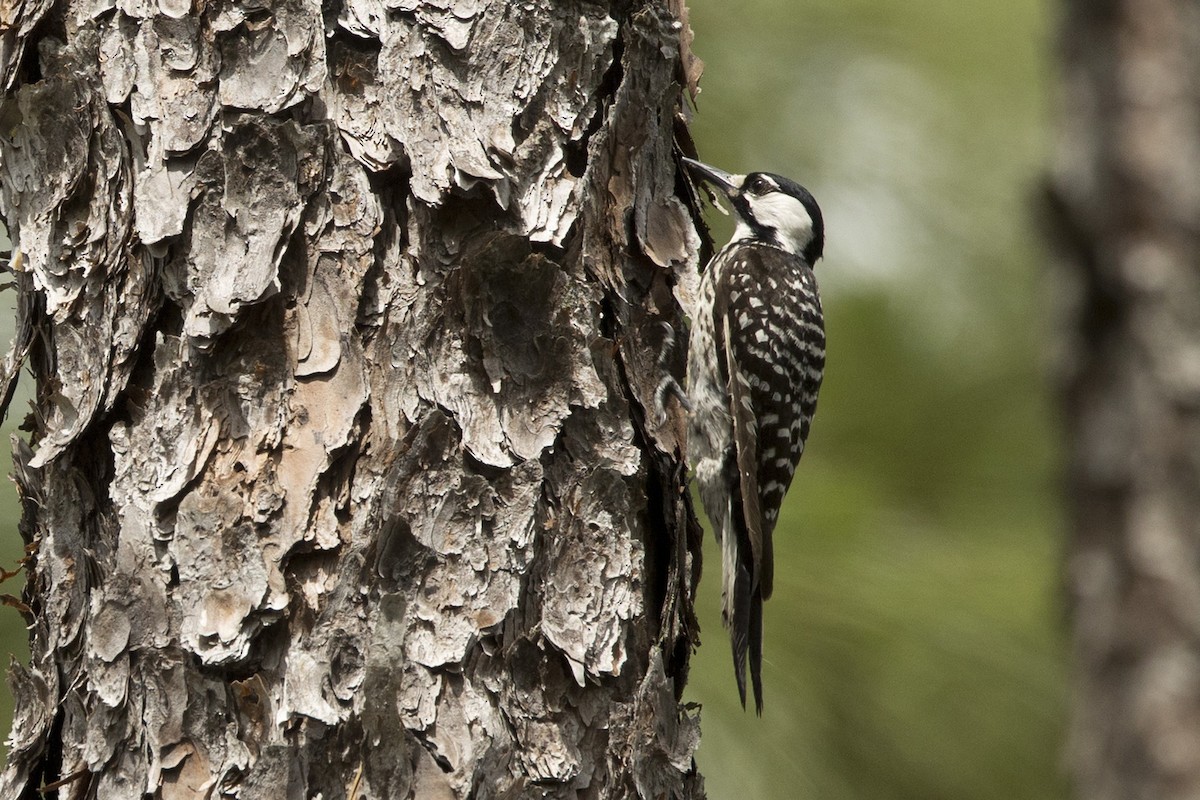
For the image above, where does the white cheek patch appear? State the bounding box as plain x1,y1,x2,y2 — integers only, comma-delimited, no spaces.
746,192,813,255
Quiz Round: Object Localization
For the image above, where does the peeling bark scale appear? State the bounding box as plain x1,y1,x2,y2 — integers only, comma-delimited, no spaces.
0,1,708,797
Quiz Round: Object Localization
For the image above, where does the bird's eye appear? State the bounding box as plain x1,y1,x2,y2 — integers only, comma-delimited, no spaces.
747,176,771,195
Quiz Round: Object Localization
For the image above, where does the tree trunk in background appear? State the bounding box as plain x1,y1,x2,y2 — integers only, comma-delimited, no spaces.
1049,3,1200,798
0,2,707,797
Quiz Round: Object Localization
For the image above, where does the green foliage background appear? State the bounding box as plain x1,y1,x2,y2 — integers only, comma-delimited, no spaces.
0,442,20,755
682,0,1067,798
0,1,1066,796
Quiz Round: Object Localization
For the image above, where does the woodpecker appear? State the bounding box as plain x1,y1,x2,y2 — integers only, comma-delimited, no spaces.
683,157,825,713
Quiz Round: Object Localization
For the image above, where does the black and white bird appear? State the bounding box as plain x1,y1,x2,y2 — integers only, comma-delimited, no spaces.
683,157,825,713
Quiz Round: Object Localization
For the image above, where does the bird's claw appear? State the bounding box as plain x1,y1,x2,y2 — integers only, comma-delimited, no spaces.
654,374,691,426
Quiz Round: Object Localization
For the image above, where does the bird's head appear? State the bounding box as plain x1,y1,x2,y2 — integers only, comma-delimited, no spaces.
683,157,824,265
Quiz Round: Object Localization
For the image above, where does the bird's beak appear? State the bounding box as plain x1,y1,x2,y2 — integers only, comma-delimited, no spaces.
681,157,740,198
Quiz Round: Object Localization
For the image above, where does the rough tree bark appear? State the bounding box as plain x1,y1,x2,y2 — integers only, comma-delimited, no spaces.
1048,2,1200,798
0,1,709,797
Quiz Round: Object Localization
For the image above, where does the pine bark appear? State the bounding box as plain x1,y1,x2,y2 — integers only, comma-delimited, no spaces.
0,2,707,797
1048,2,1200,798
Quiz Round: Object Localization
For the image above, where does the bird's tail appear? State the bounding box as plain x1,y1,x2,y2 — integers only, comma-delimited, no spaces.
729,552,751,708
749,589,764,715
724,496,765,714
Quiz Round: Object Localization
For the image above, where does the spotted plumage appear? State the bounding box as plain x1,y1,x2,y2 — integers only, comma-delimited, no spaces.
683,158,825,713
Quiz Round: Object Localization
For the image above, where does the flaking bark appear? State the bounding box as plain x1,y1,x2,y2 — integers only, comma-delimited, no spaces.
0,2,707,797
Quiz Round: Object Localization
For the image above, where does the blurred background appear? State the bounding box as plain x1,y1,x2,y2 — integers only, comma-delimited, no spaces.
0,231,17,758
681,0,1067,799
0,256,20,753
0,0,1065,796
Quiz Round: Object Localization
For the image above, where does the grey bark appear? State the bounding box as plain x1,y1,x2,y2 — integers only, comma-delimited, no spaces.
1048,2,1200,798
0,1,708,797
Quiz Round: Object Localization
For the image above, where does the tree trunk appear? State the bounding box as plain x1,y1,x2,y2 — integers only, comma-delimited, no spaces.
0,2,707,797
1048,2,1200,798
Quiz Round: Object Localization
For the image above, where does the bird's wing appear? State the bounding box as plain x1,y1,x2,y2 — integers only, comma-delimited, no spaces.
713,251,774,713
713,245,826,713
718,309,763,711
722,312,766,589
721,246,826,598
